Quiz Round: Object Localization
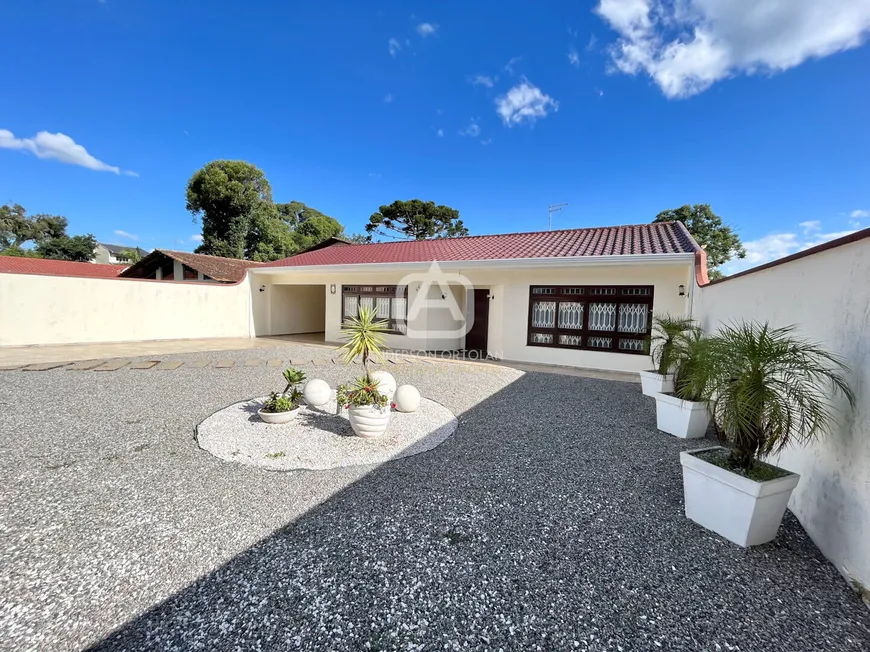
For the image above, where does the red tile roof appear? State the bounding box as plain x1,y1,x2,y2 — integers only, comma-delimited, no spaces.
119,250,267,283
266,222,700,268
0,256,127,278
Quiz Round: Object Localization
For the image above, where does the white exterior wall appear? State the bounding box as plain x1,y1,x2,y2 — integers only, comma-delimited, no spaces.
254,260,692,372
0,273,251,346
694,237,870,588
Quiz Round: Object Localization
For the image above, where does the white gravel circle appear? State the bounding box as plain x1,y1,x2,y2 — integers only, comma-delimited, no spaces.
196,392,458,471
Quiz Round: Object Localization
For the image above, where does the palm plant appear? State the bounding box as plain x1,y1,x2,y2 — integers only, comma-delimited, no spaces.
338,306,389,376
689,321,855,471
672,327,711,402
649,314,696,376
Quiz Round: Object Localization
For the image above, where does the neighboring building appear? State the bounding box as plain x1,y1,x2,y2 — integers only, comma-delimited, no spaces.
119,249,266,283
93,243,148,265
0,256,127,278
248,222,707,372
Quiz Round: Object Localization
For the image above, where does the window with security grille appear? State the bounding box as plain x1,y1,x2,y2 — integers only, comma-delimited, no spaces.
527,285,653,354
342,285,408,334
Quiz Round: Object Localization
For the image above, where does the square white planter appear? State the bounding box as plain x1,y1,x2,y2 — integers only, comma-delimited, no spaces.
680,447,800,547
654,392,709,438
639,370,674,397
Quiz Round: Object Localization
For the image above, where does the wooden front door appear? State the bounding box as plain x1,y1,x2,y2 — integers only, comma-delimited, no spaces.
465,289,490,353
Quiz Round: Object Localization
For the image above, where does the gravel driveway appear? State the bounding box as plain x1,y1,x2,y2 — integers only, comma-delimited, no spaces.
1,344,868,651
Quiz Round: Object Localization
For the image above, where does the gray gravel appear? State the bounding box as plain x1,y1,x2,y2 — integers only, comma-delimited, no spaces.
196,394,457,471
0,344,868,651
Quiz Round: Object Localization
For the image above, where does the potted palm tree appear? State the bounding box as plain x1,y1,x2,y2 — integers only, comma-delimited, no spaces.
640,314,695,397
337,307,393,437
680,322,854,547
653,328,711,439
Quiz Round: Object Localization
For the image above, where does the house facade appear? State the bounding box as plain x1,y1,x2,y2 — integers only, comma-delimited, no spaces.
249,223,706,372
93,243,147,265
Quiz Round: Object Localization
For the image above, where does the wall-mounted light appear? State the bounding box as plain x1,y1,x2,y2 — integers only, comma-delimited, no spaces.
330,284,336,294
259,285,266,293
678,284,686,297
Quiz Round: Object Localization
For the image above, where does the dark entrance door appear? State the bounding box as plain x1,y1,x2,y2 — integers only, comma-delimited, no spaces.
465,289,490,354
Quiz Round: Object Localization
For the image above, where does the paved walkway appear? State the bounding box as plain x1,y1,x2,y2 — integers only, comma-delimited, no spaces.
1,344,866,651
0,335,637,382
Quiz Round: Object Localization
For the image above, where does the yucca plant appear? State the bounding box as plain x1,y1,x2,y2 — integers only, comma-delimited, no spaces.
689,322,855,471
338,306,389,376
649,314,696,376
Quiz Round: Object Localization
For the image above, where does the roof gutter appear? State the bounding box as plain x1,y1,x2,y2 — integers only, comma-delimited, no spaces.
251,253,696,275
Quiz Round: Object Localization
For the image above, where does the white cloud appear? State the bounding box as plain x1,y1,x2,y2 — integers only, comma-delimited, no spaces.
481,138,493,146
722,225,858,274
191,234,204,243
383,93,394,103
586,34,598,51
595,0,870,99
417,23,438,37
798,220,821,235
0,129,137,176
388,38,402,57
458,119,481,138
568,48,580,67
436,128,444,138
504,56,522,75
495,81,559,127
470,74,495,88
114,229,138,241
850,209,869,219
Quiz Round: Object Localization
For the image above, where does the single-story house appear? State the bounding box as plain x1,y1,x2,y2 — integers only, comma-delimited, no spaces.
0,256,127,278
248,222,707,373
120,250,266,283
93,243,148,265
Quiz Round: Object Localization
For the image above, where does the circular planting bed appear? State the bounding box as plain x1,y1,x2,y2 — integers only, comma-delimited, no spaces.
196,393,458,471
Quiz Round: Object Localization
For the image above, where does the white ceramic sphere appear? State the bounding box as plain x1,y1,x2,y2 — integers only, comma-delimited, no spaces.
394,384,421,413
302,379,331,407
369,370,397,399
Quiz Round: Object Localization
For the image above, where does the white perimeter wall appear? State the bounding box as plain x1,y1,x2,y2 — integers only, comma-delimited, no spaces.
0,273,252,346
694,237,870,587
254,260,692,372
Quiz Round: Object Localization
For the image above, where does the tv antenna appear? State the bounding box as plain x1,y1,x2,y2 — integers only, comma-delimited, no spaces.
548,203,567,230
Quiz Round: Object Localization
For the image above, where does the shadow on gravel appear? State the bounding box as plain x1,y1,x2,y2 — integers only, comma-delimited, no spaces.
87,373,870,651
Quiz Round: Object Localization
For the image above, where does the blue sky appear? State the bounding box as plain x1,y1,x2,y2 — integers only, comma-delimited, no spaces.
1,0,869,272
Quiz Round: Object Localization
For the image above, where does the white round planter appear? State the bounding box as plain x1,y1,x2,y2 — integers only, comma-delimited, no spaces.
347,404,391,438
654,392,710,438
257,406,301,424
302,379,331,407
369,370,397,399
394,384,421,413
639,370,675,397
680,447,800,547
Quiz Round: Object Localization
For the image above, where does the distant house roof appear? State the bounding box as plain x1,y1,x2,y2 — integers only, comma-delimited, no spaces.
99,243,147,256
265,222,700,268
0,256,127,278
120,249,267,283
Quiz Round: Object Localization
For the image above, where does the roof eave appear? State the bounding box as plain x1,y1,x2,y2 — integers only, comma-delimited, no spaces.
253,252,696,275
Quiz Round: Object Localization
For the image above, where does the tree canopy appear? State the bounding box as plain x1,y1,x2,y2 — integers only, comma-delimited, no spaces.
187,161,346,261
652,204,745,278
1,203,97,261
36,234,99,262
1,203,69,250
364,200,468,241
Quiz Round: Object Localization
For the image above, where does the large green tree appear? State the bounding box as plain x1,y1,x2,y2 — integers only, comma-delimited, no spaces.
186,160,274,259
187,162,345,260
0,203,68,249
36,234,98,262
365,199,468,241
653,204,745,279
